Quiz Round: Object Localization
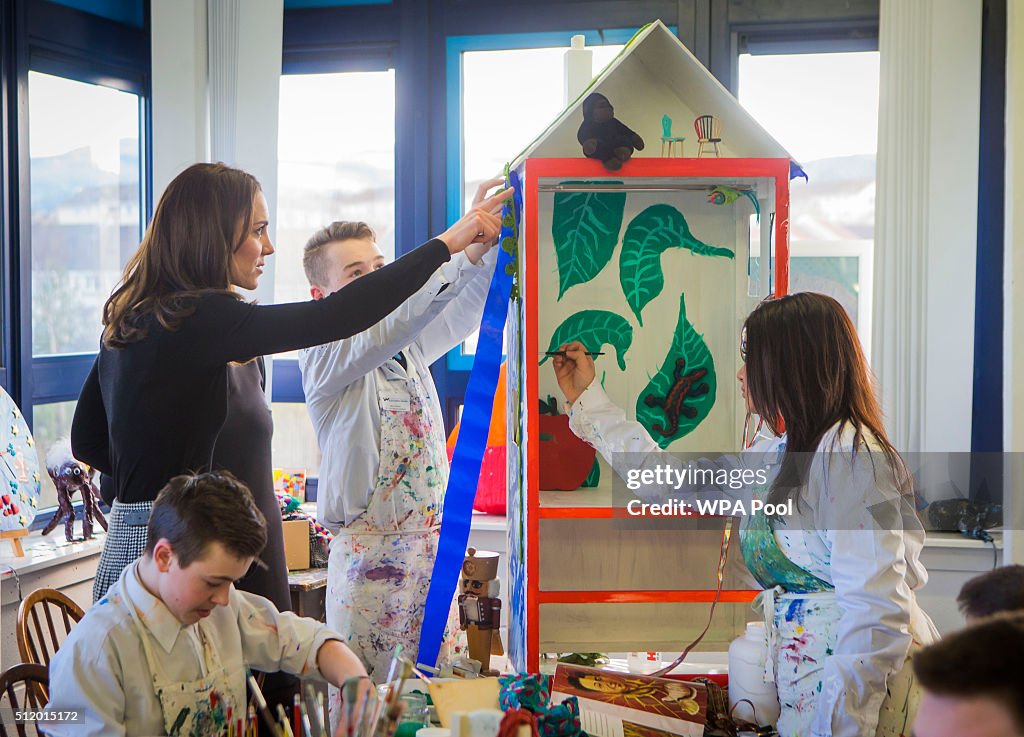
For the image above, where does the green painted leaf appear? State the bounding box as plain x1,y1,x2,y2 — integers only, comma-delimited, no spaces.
552,183,626,299
619,204,735,325
636,294,717,448
540,310,633,371
581,458,601,488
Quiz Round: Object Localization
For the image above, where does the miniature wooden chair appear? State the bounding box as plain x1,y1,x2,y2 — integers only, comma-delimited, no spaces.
660,114,686,156
0,663,49,737
16,587,85,668
694,114,722,157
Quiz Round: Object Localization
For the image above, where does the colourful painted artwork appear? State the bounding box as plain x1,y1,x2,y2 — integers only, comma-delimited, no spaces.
551,183,626,299
551,664,706,728
619,204,734,325
541,310,633,371
0,386,41,531
636,294,716,448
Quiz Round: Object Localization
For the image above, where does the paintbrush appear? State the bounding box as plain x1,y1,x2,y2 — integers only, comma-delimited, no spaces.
356,683,378,737
404,658,433,685
544,350,604,357
277,703,296,737
342,676,366,737
247,670,285,737
382,658,413,737
304,683,328,737
298,698,314,737
352,681,372,737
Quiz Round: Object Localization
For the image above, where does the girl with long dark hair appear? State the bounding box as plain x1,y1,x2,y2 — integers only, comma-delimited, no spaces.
552,292,937,737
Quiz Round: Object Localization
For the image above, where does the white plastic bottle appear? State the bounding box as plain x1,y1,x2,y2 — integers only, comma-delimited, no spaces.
728,622,781,726
626,651,663,674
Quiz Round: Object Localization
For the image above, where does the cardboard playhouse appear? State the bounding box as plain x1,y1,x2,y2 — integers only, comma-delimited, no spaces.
502,20,802,672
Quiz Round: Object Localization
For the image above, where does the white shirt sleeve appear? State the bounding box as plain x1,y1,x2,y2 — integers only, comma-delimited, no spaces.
566,383,754,502
808,448,921,737
415,245,498,366
300,252,480,401
234,589,343,681
42,634,127,737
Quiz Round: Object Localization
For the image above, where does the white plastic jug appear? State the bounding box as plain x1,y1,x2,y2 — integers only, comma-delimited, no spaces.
728,621,781,726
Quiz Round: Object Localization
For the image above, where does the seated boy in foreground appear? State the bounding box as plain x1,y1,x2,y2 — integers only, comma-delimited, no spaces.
43,471,367,737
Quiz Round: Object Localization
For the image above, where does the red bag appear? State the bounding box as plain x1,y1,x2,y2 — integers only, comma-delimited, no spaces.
447,367,508,515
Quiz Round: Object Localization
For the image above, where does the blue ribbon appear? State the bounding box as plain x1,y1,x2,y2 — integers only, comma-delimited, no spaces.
417,171,521,667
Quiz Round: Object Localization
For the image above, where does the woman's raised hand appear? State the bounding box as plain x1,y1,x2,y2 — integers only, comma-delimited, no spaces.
437,185,513,256
462,178,508,263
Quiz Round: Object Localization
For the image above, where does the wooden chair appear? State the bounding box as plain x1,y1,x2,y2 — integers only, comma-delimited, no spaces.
16,588,85,668
660,114,686,156
0,663,49,737
694,114,722,157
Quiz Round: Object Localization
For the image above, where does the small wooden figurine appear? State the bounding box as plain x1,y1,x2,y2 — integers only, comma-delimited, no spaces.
43,439,108,542
458,548,502,674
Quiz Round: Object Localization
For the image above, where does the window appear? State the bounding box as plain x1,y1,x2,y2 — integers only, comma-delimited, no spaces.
276,70,397,305
272,69,397,470
28,71,144,509
29,72,141,356
458,43,624,355
737,51,879,354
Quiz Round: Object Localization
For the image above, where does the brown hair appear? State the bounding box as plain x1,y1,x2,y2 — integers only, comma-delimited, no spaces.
913,611,1024,729
958,565,1024,619
742,292,905,506
302,221,376,287
144,470,267,567
102,163,262,348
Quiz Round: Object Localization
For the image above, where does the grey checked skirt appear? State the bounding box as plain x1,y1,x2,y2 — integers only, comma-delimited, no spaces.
92,499,153,602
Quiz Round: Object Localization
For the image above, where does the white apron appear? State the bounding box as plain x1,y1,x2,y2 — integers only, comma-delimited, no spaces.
127,602,245,737
754,587,923,737
326,357,464,726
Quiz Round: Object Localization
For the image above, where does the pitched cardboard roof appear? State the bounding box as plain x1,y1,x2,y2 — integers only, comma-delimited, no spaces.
512,20,803,175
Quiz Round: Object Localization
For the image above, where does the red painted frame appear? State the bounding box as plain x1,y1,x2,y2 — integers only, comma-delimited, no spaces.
520,157,791,672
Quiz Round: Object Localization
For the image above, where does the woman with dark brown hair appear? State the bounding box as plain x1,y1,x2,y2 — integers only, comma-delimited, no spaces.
552,292,937,737
71,161,508,606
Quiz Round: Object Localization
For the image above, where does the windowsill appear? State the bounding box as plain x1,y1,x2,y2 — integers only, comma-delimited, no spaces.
471,510,507,532
923,530,1003,549
0,528,106,578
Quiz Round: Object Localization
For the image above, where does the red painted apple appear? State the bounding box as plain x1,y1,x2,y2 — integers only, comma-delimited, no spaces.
538,399,596,491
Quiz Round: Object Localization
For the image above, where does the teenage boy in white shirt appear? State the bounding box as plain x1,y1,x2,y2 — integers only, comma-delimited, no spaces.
298,180,502,721
43,471,367,737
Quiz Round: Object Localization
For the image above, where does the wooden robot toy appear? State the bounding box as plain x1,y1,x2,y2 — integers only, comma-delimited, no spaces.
458,548,503,674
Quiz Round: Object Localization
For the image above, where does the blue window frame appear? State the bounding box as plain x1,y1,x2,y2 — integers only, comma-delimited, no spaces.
0,1,150,432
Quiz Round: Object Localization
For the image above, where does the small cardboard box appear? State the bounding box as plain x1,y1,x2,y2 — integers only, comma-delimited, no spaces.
282,519,310,570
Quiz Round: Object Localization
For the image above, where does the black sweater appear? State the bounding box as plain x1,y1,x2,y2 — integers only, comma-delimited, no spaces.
71,238,450,504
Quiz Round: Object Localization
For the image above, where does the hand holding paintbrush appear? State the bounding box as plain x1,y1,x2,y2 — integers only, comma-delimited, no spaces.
551,341,597,405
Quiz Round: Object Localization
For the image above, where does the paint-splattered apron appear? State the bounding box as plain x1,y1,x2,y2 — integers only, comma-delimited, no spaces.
741,508,921,737
127,603,243,737
327,357,463,727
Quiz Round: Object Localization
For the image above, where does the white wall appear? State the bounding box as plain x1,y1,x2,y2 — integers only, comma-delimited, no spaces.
875,0,982,454
151,0,209,197
150,0,283,364
922,0,981,453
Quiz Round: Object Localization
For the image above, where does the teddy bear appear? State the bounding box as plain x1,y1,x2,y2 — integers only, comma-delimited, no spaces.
576,92,645,170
